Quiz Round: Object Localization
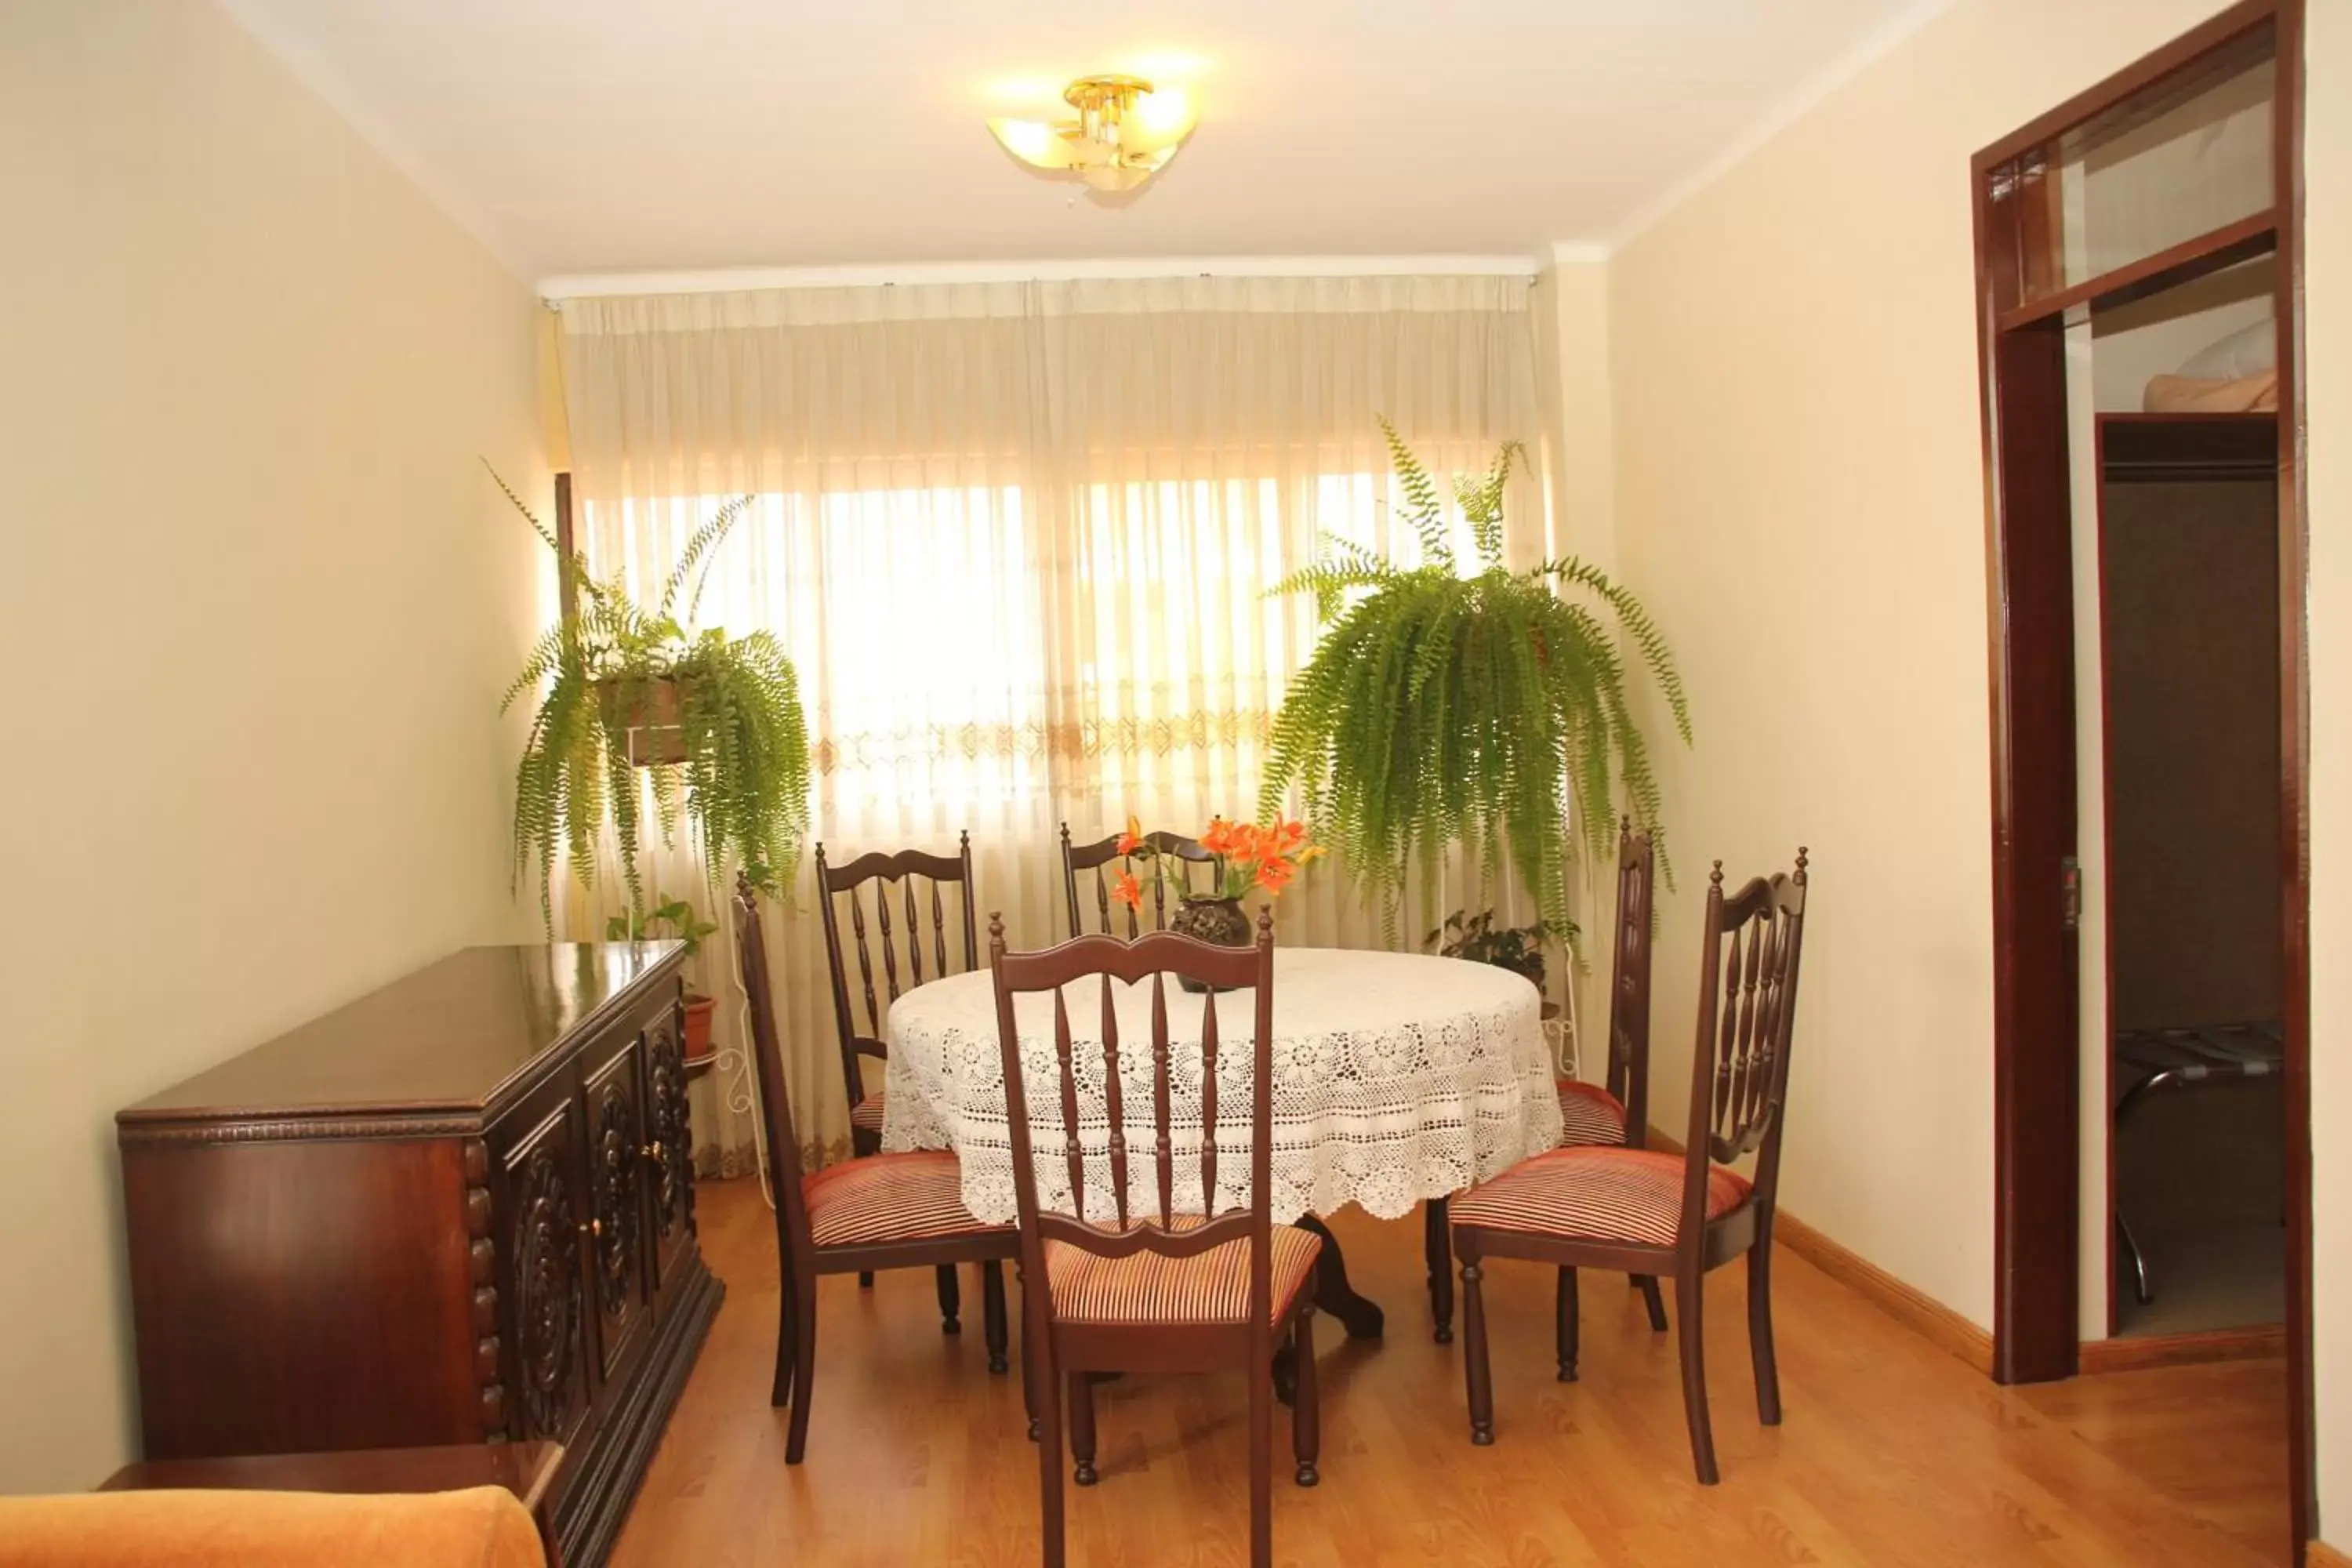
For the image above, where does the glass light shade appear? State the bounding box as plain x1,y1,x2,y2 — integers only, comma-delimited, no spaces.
985,76,1196,191
987,117,1074,169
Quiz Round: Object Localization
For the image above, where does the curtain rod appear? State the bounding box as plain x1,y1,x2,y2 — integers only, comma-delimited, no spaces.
539,253,1544,303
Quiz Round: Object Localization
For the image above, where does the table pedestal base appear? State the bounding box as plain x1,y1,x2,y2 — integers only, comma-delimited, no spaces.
1297,1214,1385,1339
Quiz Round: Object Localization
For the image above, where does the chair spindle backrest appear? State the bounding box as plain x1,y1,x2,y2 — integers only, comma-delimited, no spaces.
1606,819,1658,1145
1678,851,1809,1229
989,914,1276,1323
1058,823,1222,939
733,873,817,1279
814,831,979,1121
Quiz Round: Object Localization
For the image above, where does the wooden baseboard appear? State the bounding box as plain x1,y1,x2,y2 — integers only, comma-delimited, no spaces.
1770,1208,1997,1376
2306,1539,2350,1568
1640,1127,1995,1376
2077,1323,2286,1374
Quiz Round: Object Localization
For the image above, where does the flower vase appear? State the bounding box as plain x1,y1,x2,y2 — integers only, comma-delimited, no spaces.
1168,895,1251,993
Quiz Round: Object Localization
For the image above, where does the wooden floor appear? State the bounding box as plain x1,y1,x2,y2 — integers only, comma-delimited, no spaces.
612,1178,2290,1567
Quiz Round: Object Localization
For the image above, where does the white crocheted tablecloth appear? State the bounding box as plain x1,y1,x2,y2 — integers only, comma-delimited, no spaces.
880,948,1562,1226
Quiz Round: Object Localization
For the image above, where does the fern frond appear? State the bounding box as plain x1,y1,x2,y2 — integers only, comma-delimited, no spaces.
1537,556,1692,745
1377,416,1453,568
659,493,754,624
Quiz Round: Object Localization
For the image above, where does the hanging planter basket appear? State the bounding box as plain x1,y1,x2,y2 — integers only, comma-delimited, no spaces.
596,675,691,768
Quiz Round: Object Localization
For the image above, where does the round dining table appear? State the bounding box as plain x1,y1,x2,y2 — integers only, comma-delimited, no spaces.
881,946,1565,1345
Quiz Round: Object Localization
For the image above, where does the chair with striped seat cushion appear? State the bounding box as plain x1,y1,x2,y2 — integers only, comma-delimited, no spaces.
991,913,1322,1568
1453,851,1811,1488
1451,1147,1751,1247
814,834,980,1323
1555,1079,1631,1148
737,875,1022,1467
1426,824,1667,1347
803,1149,1007,1249
1044,1214,1322,1327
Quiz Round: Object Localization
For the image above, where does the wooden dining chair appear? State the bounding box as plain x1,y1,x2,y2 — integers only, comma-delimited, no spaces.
1450,851,1809,1485
815,831,980,1154
813,832,979,1315
989,912,1323,1568
735,873,1019,1464
1422,820,1669,1342
1058,822,1221,938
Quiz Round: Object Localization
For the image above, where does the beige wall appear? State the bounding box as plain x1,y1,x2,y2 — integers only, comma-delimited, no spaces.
0,1,543,1492
2306,0,2350,1539
1603,0,2246,1332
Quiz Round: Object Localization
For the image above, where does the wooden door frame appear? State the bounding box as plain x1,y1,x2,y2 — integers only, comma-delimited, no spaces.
1970,0,2314,1552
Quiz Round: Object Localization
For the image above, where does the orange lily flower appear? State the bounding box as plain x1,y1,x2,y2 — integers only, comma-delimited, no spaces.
1110,868,1142,909
1115,815,1144,856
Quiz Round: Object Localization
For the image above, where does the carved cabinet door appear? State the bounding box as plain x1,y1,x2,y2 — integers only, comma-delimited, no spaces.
581,1029,653,1385
642,998,699,1293
496,1094,594,1451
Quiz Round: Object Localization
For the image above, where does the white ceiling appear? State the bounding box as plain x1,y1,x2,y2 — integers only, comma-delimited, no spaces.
219,0,1945,285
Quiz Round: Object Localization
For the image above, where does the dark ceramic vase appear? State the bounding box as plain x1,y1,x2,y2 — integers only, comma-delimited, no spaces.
1168,895,1250,993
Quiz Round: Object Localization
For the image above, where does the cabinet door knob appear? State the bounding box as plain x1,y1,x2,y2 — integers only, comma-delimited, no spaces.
583,1218,601,1239
641,1142,665,1163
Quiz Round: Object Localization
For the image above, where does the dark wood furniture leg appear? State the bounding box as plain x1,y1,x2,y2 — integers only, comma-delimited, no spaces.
1461,1259,1494,1445
785,1271,818,1464
1290,1310,1320,1486
1249,1328,1273,1567
1018,1264,1041,1439
1424,1198,1454,1342
1635,1273,1669,1332
1555,1266,1580,1382
1749,1225,1783,1425
936,1263,961,1332
982,1261,1010,1373
1068,1370,1099,1486
771,1269,797,1406
1675,1261,1719,1485
1037,1346,1066,1568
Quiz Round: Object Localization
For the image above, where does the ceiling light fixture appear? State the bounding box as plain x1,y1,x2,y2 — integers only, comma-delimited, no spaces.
986,75,1196,194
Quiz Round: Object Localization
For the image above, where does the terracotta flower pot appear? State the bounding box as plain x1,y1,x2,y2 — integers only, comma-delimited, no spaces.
681,992,717,1064
1168,895,1251,993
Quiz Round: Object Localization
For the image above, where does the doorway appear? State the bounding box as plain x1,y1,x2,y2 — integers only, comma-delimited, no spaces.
1970,0,2312,1557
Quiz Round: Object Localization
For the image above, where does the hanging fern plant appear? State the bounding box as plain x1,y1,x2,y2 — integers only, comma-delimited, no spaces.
1258,421,1690,940
492,468,810,929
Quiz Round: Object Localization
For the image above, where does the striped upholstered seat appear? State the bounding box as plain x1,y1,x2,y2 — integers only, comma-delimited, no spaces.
1044,1215,1323,1327
1555,1078,1631,1147
1450,1146,1751,1248
802,1150,1009,1249
849,1089,887,1134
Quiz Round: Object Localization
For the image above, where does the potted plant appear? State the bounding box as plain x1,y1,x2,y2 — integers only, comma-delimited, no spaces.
492,468,811,930
608,892,724,1061
1425,909,1554,993
1259,420,1690,939
1111,814,1323,990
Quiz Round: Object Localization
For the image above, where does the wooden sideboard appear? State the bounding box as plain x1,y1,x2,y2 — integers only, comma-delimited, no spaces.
117,943,722,1568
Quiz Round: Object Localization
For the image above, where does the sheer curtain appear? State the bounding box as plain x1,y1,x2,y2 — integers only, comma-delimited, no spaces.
556,273,1546,1178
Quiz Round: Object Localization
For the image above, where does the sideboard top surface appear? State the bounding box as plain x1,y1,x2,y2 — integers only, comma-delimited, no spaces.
118,943,685,1130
